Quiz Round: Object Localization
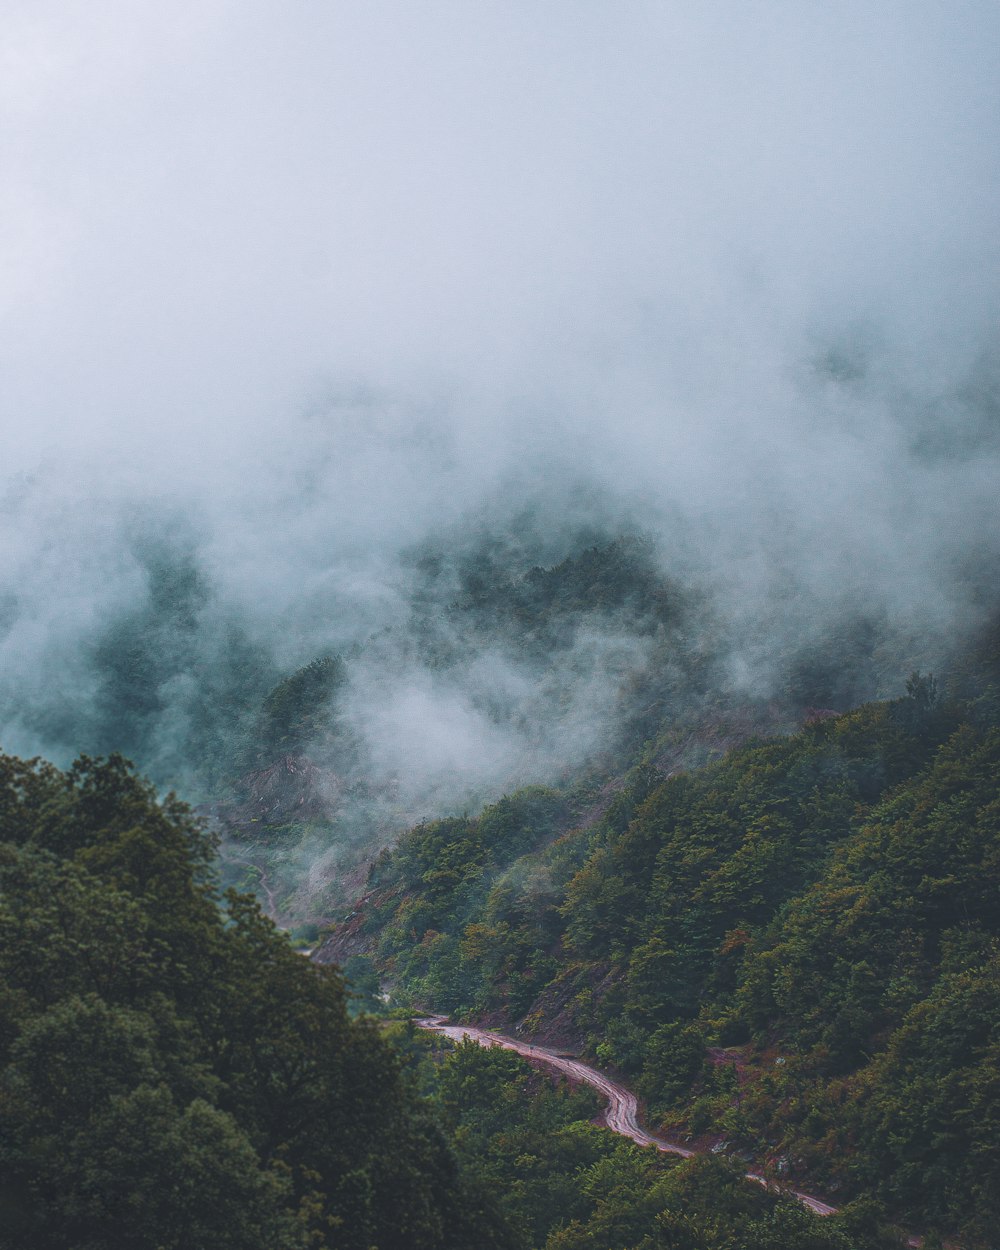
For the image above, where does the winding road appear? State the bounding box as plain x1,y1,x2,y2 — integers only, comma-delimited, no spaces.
417,1016,839,1219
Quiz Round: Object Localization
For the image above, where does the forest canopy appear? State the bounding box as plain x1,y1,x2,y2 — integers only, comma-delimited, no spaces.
0,751,512,1250
342,669,1000,1245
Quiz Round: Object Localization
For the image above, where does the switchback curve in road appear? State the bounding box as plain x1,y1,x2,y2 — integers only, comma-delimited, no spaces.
417,1016,838,1221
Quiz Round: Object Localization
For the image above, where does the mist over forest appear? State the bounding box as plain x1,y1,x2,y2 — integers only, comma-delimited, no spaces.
4,8,1000,1247
2,2,999,898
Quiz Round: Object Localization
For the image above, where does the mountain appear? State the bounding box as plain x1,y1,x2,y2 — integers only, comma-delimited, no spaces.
5,522,997,1245
318,636,1000,1245
212,528,945,922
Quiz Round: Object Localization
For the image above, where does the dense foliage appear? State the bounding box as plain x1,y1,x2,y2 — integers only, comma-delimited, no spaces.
365,786,574,1016
0,752,514,1250
253,655,348,763
8,525,996,1244
345,671,1000,1244
391,1029,903,1250
0,747,907,1250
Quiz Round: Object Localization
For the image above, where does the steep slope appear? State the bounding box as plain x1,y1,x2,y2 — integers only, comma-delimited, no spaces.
324,668,1000,1244
0,752,517,1250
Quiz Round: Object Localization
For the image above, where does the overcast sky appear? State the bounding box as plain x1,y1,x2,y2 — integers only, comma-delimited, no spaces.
3,4,997,445
2,2,999,719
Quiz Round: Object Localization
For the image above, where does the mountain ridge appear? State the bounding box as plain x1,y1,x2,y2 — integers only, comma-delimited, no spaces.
320,652,1000,1243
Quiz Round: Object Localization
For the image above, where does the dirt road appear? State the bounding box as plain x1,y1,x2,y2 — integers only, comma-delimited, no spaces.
417,1016,837,1220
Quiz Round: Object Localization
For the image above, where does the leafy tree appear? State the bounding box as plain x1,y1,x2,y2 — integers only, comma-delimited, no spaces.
0,750,513,1250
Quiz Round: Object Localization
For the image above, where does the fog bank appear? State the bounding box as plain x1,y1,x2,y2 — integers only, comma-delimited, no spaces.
2,2,999,830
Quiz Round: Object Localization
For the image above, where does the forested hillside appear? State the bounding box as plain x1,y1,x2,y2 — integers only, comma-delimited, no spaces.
0,752,514,1250
212,530,941,922
325,644,1000,1245
207,533,718,923
0,747,911,1250
5,536,992,1245
383,1027,902,1250
5,4,1000,1248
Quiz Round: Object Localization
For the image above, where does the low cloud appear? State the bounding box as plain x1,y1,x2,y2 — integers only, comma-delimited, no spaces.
1,2,998,843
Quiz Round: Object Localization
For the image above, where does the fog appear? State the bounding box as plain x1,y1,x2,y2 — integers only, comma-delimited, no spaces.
2,3,999,870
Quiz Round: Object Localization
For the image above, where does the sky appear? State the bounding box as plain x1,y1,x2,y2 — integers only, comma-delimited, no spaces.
2,1,999,796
